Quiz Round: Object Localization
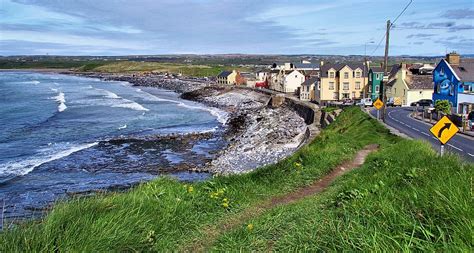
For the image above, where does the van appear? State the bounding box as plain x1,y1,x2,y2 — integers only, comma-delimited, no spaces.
356,98,372,107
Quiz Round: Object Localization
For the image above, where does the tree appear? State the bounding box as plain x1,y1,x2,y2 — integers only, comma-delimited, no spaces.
435,100,451,115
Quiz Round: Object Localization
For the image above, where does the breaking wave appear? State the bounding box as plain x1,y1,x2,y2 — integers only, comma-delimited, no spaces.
50,88,67,112
0,142,98,180
135,89,228,124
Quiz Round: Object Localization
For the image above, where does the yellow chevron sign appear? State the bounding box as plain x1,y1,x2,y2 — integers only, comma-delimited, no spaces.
373,98,383,110
429,116,458,144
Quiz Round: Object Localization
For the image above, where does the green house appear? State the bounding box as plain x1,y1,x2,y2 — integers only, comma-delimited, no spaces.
368,67,384,100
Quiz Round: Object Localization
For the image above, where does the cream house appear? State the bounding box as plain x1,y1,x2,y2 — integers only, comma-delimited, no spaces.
300,77,318,101
386,63,433,106
316,63,367,105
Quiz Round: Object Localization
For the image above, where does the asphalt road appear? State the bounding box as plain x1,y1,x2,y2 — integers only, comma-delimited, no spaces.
370,107,474,163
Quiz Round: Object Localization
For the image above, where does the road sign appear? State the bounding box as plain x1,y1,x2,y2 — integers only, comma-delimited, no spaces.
373,98,384,110
429,116,459,145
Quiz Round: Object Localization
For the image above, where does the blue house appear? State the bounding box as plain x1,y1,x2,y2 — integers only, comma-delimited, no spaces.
433,52,474,115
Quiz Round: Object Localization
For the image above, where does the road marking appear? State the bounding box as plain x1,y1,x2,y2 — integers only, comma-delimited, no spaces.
431,136,437,140
422,132,430,136
468,153,474,157
447,144,463,152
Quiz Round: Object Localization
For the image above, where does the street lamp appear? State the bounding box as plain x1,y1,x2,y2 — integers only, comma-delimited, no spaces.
364,41,375,99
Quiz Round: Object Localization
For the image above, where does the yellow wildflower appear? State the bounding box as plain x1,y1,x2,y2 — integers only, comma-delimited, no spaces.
223,198,229,203
187,186,194,193
222,202,229,208
247,224,254,231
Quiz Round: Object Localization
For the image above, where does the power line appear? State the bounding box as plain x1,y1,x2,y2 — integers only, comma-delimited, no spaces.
391,0,413,28
370,0,413,55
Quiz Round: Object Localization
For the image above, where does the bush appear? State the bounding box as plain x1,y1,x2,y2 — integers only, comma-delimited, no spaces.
435,100,451,115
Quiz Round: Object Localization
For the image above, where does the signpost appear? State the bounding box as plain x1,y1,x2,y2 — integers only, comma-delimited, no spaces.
429,116,459,156
373,98,384,120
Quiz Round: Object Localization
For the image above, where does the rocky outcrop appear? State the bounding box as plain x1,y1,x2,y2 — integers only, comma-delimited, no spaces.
182,87,308,174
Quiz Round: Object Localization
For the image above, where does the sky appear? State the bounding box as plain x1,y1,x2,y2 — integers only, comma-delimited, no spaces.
0,0,473,56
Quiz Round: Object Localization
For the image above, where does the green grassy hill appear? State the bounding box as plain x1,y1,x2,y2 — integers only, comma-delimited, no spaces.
1,107,471,252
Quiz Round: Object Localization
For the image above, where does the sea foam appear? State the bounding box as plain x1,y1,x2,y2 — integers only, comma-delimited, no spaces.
0,142,98,178
51,89,67,112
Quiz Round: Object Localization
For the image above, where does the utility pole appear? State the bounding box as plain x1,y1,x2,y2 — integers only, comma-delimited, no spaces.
381,20,390,122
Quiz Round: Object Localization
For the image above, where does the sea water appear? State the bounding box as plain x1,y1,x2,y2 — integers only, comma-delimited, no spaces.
0,72,226,223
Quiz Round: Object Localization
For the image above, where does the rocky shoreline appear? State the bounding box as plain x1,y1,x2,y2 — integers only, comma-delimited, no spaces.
67,72,310,174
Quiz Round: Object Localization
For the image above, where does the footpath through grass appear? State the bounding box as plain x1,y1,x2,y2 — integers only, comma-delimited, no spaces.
1,107,471,252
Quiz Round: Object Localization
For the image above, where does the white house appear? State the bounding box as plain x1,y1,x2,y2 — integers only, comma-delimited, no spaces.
300,77,318,101
282,70,305,93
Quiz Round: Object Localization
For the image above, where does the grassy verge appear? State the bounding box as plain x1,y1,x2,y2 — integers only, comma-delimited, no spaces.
1,108,471,251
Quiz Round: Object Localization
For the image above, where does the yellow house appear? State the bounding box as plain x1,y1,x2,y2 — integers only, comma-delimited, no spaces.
316,63,367,105
386,64,433,106
217,70,242,85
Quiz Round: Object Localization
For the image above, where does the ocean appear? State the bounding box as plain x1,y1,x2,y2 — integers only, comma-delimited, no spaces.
0,71,226,223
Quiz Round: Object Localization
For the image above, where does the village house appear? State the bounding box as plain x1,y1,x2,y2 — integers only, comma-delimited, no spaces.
367,66,384,100
385,63,433,106
267,60,319,94
299,77,318,101
279,69,305,93
433,52,474,114
217,70,244,85
316,62,367,105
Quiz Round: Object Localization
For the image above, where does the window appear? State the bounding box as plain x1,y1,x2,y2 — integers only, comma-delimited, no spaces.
329,72,335,78
352,91,356,98
369,75,372,81
329,82,335,90
440,68,445,76
344,72,349,79
343,82,349,90
333,92,338,99
375,85,380,93
342,93,349,99
355,71,361,78
368,86,372,93
355,82,361,89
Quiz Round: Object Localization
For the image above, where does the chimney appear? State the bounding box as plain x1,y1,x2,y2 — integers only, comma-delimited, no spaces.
446,52,460,66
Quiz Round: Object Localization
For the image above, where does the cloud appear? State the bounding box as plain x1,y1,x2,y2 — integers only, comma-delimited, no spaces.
444,8,474,19
406,33,435,39
395,21,473,32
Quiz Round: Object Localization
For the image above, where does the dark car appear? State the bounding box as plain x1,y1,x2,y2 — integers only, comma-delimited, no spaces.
410,99,433,107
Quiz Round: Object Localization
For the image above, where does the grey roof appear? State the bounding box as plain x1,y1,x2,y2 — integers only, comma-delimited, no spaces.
217,70,232,78
301,77,319,86
406,74,433,89
452,59,474,82
388,64,401,79
294,63,320,69
369,66,384,73
301,70,319,76
320,63,366,77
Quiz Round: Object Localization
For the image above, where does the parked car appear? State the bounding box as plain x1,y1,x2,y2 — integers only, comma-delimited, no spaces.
410,99,433,107
356,98,372,107
342,99,354,105
468,111,474,130
387,97,402,107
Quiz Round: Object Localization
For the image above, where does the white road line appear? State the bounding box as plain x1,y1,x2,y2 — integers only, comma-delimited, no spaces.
431,137,437,140
468,153,474,157
422,132,430,136
447,144,463,152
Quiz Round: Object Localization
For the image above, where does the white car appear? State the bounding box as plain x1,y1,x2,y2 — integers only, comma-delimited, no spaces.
356,98,373,107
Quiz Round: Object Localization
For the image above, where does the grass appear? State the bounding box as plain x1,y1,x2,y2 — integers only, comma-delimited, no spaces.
86,61,251,77
322,106,340,113
0,107,471,252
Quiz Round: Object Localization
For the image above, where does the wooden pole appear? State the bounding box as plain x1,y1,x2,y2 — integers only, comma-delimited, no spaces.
381,20,390,123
